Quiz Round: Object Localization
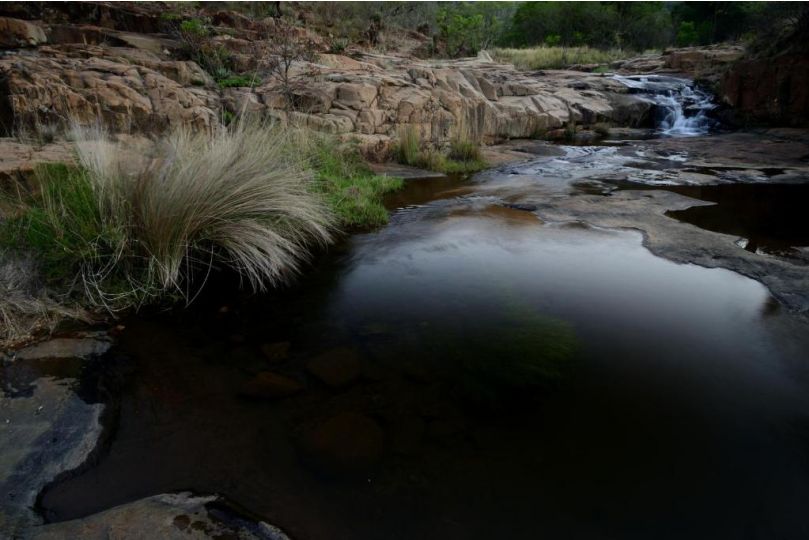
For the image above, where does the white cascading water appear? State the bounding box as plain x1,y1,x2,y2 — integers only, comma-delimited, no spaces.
612,74,716,137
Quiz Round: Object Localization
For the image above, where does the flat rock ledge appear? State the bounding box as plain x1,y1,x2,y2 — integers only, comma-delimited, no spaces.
28,492,291,540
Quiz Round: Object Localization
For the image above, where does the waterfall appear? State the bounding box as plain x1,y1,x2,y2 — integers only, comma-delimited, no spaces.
612,74,717,137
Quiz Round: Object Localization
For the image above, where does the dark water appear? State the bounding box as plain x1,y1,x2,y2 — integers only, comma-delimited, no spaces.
41,156,809,539
615,181,809,258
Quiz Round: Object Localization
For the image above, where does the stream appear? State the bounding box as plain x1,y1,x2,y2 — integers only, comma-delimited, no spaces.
29,79,809,539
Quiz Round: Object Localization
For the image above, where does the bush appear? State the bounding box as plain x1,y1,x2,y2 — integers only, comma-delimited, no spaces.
1,122,334,310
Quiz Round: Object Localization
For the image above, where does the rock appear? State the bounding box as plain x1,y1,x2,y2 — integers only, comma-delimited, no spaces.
299,412,385,476
0,373,103,535
12,336,112,360
721,54,809,126
260,341,291,363
28,492,291,540
0,17,47,48
240,371,303,399
504,203,538,212
0,140,75,188
0,45,218,134
305,347,362,387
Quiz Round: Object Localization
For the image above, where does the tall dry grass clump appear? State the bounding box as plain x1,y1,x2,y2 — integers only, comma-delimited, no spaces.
2,120,334,311
0,251,89,345
492,46,636,70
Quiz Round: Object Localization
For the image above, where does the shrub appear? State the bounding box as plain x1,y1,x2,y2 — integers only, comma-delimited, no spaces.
448,136,482,162
593,122,611,136
2,122,334,310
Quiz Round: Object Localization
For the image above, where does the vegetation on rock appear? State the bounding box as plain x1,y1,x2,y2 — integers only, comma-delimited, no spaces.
395,126,487,175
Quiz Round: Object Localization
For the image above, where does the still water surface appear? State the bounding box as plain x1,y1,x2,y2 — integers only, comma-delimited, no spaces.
41,156,809,540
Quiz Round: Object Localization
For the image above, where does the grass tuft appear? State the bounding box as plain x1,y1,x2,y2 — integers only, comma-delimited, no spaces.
395,126,487,175
2,121,334,311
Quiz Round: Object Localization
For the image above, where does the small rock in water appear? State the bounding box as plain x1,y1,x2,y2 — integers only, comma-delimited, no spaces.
260,341,291,363
504,203,538,212
306,347,362,387
299,412,385,476
240,371,303,399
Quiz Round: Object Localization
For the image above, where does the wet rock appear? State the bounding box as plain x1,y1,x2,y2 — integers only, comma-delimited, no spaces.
306,347,362,387
12,336,112,360
28,492,291,540
299,412,385,476
260,341,291,363
0,377,103,535
240,371,303,399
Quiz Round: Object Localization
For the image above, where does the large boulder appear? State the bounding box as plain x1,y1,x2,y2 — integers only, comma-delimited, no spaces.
720,53,809,126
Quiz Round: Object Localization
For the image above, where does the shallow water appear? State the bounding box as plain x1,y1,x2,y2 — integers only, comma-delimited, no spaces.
40,143,809,540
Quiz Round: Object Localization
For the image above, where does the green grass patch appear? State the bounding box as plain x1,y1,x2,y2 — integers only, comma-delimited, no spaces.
311,139,403,229
217,74,261,88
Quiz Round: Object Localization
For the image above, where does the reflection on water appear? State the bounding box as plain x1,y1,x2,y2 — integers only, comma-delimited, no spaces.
41,165,809,539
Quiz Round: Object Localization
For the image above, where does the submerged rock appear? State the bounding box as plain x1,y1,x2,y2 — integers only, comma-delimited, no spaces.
305,347,362,387
299,412,385,476
259,341,291,363
240,371,303,399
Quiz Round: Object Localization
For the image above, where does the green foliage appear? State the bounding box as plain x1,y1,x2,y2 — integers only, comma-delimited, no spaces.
499,1,801,51
179,18,209,38
436,2,513,57
676,21,699,47
328,38,349,54
216,74,260,88
311,139,403,229
502,1,673,50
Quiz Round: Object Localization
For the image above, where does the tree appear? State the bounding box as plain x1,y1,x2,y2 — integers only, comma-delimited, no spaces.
259,20,318,110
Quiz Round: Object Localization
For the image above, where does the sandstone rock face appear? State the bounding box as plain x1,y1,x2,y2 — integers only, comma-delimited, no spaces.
0,45,217,135
615,45,744,85
0,17,47,48
0,139,74,187
0,39,654,158
721,54,809,126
